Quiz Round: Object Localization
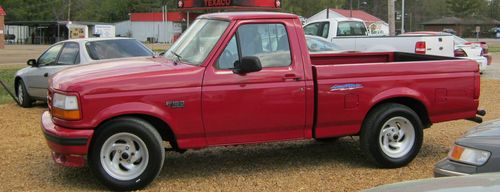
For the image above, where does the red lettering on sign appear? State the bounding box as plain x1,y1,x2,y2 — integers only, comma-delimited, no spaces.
204,0,231,7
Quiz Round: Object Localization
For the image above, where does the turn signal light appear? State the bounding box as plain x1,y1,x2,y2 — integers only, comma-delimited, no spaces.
52,108,81,120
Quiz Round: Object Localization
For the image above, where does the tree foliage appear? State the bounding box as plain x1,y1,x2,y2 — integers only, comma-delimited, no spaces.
446,0,482,17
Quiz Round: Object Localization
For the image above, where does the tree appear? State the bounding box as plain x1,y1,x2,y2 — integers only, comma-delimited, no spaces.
446,0,482,18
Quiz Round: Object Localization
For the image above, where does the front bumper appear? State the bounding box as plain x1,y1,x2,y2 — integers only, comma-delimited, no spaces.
41,111,94,167
434,158,476,177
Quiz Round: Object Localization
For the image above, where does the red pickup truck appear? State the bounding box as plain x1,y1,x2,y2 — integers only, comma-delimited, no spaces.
42,12,482,190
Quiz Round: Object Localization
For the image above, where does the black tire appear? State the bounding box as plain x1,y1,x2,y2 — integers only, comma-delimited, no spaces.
360,103,423,168
16,79,33,108
88,117,165,191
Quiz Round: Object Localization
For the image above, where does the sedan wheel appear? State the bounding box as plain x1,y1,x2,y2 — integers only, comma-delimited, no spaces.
16,80,33,108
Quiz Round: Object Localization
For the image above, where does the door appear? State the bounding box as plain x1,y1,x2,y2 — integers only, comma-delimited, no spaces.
25,42,80,98
202,21,307,145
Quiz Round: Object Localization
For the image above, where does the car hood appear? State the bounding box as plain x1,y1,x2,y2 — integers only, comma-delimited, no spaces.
364,172,500,192
51,57,205,95
463,119,500,138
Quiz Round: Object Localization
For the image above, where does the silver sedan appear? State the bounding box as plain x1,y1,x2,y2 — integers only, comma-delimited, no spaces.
14,38,154,107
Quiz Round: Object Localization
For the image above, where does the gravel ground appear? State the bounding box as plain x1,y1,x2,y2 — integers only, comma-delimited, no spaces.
0,78,498,191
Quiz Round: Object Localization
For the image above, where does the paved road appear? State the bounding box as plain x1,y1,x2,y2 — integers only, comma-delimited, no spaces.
0,45,48,65
482,52,500,80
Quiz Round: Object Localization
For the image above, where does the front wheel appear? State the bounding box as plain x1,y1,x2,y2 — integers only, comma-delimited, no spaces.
16,80,33,108
88,117,165,191
360,103,423,168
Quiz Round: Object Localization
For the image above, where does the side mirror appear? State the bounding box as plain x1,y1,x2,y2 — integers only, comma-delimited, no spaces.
233,56,262,74
27,59,38,67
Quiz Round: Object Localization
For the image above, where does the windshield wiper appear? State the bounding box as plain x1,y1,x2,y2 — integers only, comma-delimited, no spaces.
170,51,182,65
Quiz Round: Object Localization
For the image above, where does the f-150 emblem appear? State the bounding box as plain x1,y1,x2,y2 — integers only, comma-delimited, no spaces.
330,83,364,91
166,101,185,108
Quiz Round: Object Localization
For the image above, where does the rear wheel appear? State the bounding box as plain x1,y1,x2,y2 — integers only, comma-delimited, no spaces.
360,103,423,168
88,117,165,191
16,80,33,108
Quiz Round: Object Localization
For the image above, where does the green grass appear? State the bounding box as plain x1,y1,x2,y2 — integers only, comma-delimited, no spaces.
0,65,23,105
489,46,500,53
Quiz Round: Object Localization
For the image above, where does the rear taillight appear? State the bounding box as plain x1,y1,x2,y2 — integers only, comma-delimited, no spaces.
474,73,480,99
481,43,488,54
454,49,467,57
415,41,426,54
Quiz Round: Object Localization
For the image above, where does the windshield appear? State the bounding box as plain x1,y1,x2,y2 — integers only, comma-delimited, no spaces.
85,39,153,60
453,35,468,45
165,19,229,65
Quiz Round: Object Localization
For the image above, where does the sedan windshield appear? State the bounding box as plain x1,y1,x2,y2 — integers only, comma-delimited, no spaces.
164,19,229,65
85,39,153,60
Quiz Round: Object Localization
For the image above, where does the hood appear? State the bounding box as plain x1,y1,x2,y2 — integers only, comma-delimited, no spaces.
51,57,205,95
463,119,500,138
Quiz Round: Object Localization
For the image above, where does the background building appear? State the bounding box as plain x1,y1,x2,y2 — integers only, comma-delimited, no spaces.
422,16,500,37
4,21,114,44
115,12,197,43
0,5,6,48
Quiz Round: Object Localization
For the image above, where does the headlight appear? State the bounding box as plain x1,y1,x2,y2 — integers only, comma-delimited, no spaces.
449,144,491,166
52,93,81,120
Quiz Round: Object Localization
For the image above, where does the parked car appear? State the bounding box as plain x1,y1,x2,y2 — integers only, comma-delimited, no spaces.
14,38,154,108
434,119,500,177
402,31,490,73
365,172,500,192
42,12,482,190
304,18,455,57
305,35,343,52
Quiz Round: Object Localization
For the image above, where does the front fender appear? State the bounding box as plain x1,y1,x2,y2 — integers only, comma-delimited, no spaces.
90,102,177,134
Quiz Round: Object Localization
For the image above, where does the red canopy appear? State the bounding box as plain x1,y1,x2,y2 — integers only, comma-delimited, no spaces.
0,6,6,16
330,9,383,23
177,0,281,11
130,12,198,22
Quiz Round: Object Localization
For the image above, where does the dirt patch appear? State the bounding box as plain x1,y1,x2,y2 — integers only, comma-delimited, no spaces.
0,79,498,191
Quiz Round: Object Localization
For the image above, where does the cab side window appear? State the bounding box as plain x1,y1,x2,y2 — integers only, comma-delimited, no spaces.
38,44,63,66
304,22,330,38
217,23,291,69
337,21,367,36
304,23,321,36
217,35,239,69
57,43,80,65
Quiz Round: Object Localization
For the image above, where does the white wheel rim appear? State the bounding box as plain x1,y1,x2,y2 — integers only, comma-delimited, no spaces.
100,133,149,181
17,84,24,104
378,117,415,158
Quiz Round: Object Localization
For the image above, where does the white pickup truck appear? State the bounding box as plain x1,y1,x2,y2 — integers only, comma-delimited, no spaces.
304,18,455,57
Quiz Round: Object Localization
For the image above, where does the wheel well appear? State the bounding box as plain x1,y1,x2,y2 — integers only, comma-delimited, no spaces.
93,114,180,150
368,97,431,128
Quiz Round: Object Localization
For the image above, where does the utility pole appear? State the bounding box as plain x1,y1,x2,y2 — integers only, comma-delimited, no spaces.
350,0,353,17
388,0,395,36
401,0,405,34
67,0,71,21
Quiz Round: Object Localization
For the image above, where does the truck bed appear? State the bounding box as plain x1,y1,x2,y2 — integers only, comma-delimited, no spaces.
311,52,459,65
310,52,479,138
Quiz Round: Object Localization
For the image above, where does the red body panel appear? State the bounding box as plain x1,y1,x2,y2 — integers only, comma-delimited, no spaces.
310,53,478,137
41,12,480,167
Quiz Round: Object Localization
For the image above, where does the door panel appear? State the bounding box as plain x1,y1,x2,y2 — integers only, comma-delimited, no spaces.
202,21,306,145
26,43,80,99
